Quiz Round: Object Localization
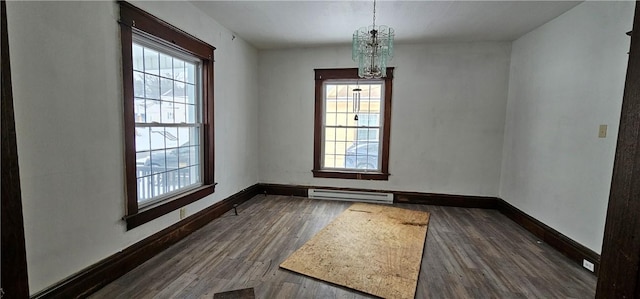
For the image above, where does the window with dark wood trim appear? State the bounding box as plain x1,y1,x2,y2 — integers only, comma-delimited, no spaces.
119,2,215,230
313,68,393,180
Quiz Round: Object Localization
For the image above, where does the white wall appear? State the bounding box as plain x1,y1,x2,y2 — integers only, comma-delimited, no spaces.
500,1,634,254
6,1,259,294
258,43,511,196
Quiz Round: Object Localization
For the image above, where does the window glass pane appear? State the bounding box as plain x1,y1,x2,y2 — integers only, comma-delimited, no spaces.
160,102,174,123
135,127,150,152
136,151,151,177
185,62,196,84
186,104,197,123
333,154,345,168
189,146,199,167
336,85,348,98
151,173,164,197
134,98,146,123
190,127,200,146
174,81,186,102
165,127,178,149
369,84,381,98
323,154,335,168
324,128,336,141
172,103,185,123
132,44,144,71
189,166,200,185
165,170,180,192
137,177,152,203
325,112,337,126
149,127,166,150
149,149,167,174
159,53,173,78
145,100,161,123
347,113,358,127
326,85,337,99
179,167,188,188
160,77,173,100
335,128,348,143
359,114,380,127
173,59,185,81
357,128,380,141
145,74,160,99
336,141,348,155
176,146,189,169
324,141,336,155
186,84,196,104
177,127,189,145
143,47,160,75
133,71,145,97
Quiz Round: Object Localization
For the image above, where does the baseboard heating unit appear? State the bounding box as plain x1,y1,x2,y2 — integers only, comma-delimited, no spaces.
308,189,394,204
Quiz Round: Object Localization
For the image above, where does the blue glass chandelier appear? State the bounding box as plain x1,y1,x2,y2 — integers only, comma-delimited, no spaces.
352,0,394,79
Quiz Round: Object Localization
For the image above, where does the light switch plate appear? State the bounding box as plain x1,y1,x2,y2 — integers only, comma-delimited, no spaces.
599,125,608,138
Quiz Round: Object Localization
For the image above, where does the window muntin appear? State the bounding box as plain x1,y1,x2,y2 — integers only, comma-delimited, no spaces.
322,81,383,171
131,36,204,208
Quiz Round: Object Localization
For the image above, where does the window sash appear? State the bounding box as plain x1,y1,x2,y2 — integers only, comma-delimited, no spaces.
321,81,384,172
131,34,204,206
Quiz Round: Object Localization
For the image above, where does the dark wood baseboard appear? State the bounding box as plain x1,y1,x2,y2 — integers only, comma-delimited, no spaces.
394,191,499,209
259,183,499,209
260,183,600,275
497,199,600,275
32,183,600,298
259,183,309,197
31,184,261,299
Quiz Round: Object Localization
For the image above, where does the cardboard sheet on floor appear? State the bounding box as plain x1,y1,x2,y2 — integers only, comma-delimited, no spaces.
280,202,430,299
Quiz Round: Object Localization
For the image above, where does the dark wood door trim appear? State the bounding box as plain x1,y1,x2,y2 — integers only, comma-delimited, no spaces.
596,2,640,297
1,0,31,297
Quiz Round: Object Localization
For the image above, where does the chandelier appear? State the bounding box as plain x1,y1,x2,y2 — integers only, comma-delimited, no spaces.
352,0,394,79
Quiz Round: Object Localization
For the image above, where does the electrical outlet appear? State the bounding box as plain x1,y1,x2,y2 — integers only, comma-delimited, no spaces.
583,259,595,272
599,124,608,138
179,208,186,220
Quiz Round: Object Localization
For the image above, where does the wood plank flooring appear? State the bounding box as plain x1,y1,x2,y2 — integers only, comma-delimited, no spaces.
90,195,596,298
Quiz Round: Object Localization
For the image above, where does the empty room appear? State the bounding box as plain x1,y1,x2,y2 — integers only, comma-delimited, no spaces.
3,0,640,298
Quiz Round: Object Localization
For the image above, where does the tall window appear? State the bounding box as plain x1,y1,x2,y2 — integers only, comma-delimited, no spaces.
120,2,215,230
313,68,393,180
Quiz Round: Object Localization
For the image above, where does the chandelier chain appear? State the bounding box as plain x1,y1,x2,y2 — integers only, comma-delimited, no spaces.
372,0,376,28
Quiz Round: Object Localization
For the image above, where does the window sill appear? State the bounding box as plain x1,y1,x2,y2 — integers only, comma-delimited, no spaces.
123,184,215,230
312,169,389,180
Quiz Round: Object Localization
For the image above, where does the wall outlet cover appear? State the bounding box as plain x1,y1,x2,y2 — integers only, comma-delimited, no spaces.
583,259,595,272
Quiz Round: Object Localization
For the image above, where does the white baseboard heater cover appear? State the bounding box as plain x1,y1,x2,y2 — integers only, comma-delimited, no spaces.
308,189,393,204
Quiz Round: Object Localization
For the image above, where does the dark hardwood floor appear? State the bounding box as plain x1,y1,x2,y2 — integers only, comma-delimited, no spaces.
90,195,596,298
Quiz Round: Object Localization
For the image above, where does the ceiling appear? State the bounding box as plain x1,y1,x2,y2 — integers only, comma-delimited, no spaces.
190,1,582,50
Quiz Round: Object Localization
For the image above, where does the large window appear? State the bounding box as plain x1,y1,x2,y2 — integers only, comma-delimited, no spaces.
313,68,393,180
120,2,215,229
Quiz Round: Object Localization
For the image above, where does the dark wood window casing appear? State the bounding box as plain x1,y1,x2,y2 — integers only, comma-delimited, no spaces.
119,2,216,230
312,68,393,180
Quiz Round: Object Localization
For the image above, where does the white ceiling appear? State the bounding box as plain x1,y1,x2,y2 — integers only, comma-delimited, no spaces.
190,1,582,50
